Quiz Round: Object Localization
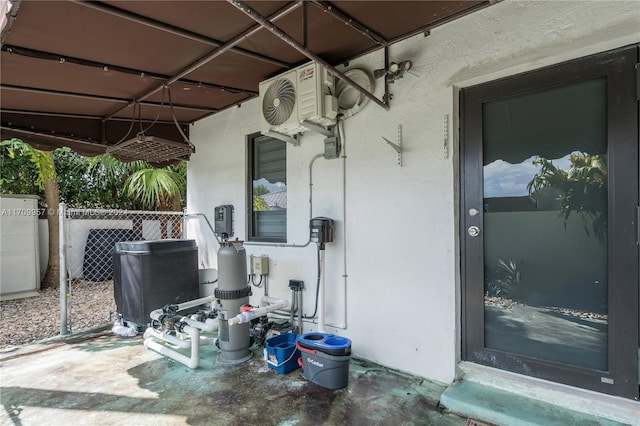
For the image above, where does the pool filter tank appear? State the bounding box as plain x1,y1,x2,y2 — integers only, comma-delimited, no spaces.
215,239,253,364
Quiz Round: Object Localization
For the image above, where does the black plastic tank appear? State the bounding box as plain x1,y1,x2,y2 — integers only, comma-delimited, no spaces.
113,239,199,328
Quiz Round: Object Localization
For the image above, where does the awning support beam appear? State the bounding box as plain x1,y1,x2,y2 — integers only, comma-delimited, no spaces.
309,1,388,47
102,2,302,121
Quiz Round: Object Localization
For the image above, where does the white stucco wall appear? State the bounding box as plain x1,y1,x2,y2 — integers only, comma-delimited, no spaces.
187,0,640,384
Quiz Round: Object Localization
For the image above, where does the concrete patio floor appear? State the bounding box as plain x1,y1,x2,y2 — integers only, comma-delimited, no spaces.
0,327,477,426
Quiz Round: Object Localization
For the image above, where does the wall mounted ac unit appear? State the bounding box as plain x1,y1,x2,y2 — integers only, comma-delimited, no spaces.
259,62,338,137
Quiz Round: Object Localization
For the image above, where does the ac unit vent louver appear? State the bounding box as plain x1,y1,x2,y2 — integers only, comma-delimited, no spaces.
262,78,296,126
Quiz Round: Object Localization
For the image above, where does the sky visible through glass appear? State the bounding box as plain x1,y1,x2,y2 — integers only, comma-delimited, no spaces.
484,153,574,198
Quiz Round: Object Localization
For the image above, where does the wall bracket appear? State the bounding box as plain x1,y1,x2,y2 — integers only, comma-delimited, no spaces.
382,124,403,166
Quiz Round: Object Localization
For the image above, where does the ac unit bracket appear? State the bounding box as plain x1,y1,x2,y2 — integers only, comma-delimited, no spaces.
263,131,300,146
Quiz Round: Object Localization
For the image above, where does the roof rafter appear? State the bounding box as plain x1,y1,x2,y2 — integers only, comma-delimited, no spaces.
1,84,218,114
1,44,258,97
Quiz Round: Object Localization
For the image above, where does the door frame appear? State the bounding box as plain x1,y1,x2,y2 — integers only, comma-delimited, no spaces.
460,44,639,399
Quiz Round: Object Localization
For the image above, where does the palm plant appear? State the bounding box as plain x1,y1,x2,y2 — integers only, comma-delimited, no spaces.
486,259,522,298
527,153,607,242
88,154,186,212
87,155,148,209
124,163,186,238
125,164,186,211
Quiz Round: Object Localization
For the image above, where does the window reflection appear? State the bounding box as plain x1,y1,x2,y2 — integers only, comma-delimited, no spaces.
482,78,608,371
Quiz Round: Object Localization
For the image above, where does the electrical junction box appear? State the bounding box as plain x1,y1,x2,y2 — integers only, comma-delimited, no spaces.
214,205,233,236
251,255,269,275
310,217,334,244
324,136,340,159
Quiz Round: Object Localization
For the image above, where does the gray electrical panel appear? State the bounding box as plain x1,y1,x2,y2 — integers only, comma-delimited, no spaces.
324,136,341,159
310,217,334,245
214,205,233,237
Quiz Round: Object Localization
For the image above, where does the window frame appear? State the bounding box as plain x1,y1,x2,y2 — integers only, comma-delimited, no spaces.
246,132,287,243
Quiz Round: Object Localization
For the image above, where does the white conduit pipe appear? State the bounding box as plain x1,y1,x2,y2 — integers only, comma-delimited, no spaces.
317,248,326,332
228,296,289,326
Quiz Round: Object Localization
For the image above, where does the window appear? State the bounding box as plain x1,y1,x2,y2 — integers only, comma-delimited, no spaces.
247,133,287,242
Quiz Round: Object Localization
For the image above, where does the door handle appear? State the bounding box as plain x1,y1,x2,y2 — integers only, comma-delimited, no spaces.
467,226,480,237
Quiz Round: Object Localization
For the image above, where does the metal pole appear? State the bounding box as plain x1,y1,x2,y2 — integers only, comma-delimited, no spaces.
59,203,68,335
228,0,390,112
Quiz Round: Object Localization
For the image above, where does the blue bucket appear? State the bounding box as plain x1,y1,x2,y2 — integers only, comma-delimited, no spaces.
265,333,300,374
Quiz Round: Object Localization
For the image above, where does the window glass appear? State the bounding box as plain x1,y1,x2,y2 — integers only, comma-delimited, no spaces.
482,79,608,370
248,134,286,241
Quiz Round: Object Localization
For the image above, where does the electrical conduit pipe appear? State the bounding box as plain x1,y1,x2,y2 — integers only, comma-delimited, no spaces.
228,296,289,325
317,248,326,332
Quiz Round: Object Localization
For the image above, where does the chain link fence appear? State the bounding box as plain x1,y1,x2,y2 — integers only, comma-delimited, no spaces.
59,204,185,334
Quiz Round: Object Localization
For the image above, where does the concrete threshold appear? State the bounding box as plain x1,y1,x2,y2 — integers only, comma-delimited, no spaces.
440,363,639,426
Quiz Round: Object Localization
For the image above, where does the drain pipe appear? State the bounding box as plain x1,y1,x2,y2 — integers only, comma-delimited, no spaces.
228,296,289,325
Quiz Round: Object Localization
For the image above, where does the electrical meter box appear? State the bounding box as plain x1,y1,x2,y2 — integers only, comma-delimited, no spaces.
310,217,334,244
214,205,233,236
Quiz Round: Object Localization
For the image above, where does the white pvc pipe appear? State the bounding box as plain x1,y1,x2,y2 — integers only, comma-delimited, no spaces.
173,295,218,312
144,325,200,369
149,295,218,322
228,296,289,326
145,338,199,369
143,328,192,349
182,317,218,332
317,248,326,332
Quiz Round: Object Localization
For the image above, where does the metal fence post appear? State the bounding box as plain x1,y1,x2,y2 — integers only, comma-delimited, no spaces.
182,208,188,239
59,202,68,335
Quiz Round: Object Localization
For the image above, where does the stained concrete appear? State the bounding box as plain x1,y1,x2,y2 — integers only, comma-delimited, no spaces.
0,328,475,426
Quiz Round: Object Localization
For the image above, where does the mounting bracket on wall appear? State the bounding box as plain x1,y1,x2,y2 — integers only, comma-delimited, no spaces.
263,131,300,146
382,124,403,167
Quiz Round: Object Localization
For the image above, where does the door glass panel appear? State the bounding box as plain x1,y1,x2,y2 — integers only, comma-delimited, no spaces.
482,78,608,371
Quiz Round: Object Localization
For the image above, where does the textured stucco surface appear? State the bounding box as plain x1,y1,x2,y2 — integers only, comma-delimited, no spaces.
187,0,640,386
